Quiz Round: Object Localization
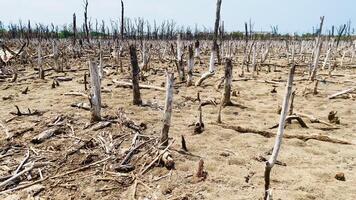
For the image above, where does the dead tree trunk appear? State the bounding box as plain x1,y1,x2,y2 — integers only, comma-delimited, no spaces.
98,51,104,79
89,60,101,122
195,0,222,86
161,72,174,147
129,45,142,105
73,13,77,46
322,39,334,70
221,58,233,106
53,41,61,72
241,22,249,76
252,44,257,74
194,40,200,60
38,42,44,79
309,16,324,81
120,0,124,40
264,65,296,200
141,41,150,71
176,34,185,81
84,0,90,44
187,45,194,86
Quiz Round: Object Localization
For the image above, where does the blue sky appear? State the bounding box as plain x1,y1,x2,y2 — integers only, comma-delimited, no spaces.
0,0,355,34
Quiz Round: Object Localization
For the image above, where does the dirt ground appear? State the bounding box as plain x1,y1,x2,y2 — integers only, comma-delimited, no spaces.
0,48,356,200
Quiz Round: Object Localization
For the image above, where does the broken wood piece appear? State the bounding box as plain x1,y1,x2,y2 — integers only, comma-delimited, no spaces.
193,159,207,183
55,77,73,82
31,127,64,144
71,102,90,110
161,151,175,169
64,92,88,97
6,127,34,140
140,140,175,175
194,105,205,134
51,156,112,179
90,121,111,131
181,135,188,152
113,164,135,173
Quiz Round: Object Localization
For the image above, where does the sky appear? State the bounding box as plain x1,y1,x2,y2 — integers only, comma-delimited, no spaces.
0,0,355,34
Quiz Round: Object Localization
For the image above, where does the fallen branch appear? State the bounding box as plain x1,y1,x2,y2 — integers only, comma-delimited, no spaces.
216,123,351,145
113,79,165,91
31,127,64,144
328,87,355,99
140,140,175,175
51,156,112,179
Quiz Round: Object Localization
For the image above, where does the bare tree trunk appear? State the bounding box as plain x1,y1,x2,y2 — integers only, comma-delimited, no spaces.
89,60,101,122
187,45,194,86
195,0,222,86
221,58,233,106
176,34,185,81
141,41,150,71
194,40,200,59
98,51,104,79
73,13,77,46
84,0,90,44
38,42,44,79
195,45,216,86
161,72,174,147
53,41,61,72
120,0,124,40
322,39,334,70
309,16,324,81
264,65,296,200
252,44,257,74
129,45,142,105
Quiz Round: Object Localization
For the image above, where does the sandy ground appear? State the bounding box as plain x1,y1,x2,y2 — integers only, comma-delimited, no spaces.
0,50,356,200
